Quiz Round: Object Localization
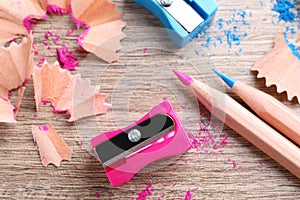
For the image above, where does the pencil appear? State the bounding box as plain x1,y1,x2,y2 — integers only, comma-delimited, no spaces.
212,69,300,146
173,69,300,178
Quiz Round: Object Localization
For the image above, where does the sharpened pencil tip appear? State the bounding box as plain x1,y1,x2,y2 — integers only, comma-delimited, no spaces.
212,68,236,88
172,69,194,86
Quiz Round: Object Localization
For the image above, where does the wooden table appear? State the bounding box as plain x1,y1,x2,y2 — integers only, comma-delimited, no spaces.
0,0,299,199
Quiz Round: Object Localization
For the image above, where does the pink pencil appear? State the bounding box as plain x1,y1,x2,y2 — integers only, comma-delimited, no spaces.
173,69,300,178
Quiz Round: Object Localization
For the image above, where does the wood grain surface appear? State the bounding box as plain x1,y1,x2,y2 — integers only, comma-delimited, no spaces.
0,0,299,199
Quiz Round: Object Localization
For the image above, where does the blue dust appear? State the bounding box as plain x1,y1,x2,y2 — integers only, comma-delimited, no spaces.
284,32,300,59
270,0,300,60
197,9,252,51
271,0,298,22
192,1,299,59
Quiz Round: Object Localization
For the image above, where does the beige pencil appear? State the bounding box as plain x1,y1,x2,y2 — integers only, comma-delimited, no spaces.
212,69,300,146
173,69,300,178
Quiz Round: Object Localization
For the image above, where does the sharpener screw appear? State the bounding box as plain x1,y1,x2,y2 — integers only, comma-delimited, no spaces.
160,0,173,7
128,129,142,143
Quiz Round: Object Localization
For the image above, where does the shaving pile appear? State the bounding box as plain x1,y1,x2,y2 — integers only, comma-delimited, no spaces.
0,0,125,62
0,0,124,167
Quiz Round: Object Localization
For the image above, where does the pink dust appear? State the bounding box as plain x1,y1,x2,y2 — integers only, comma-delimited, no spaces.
189,129,228,155
43,41,49,46
46,5,71,16
71,17,90,47
23,17,37,33
135,184,153,200
13,106,19,113
37,57,46,67
28,166,34,170
183,190,192,200
232,160,237,169
66,29,74,36
53,35,61,45
44,31,53,39
72,17,85,30
38,125,49,132
24,79,30,84
56,46,79,71
23,14,48,33
79,140,85,148
24,6,88,72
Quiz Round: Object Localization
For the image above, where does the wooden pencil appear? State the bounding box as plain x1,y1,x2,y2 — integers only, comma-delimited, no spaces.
173,69,300,178
212,69,300,146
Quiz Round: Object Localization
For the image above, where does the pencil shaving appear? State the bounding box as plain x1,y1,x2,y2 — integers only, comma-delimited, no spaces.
71,0,126,62
33,61,111,121
0,97,16,123
0,34,33,91
14,87,26,118
0,86,26,122
0,34,33,122
68,77,111,122
80,20,126,63
252,33,300,103
0,0,45,43
32,124,72,167
0,88,8,99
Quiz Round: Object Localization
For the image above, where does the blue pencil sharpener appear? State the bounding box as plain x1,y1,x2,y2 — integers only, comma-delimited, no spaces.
135,0,219,48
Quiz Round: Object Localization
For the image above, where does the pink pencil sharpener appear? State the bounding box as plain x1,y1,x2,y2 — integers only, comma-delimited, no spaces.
91,100,192,187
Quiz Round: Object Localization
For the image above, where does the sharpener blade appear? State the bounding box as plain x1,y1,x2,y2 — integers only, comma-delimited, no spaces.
156,0,204,33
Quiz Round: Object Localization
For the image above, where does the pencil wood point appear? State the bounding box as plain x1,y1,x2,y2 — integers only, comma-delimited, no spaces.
212,68,236,88
172,69,193,86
